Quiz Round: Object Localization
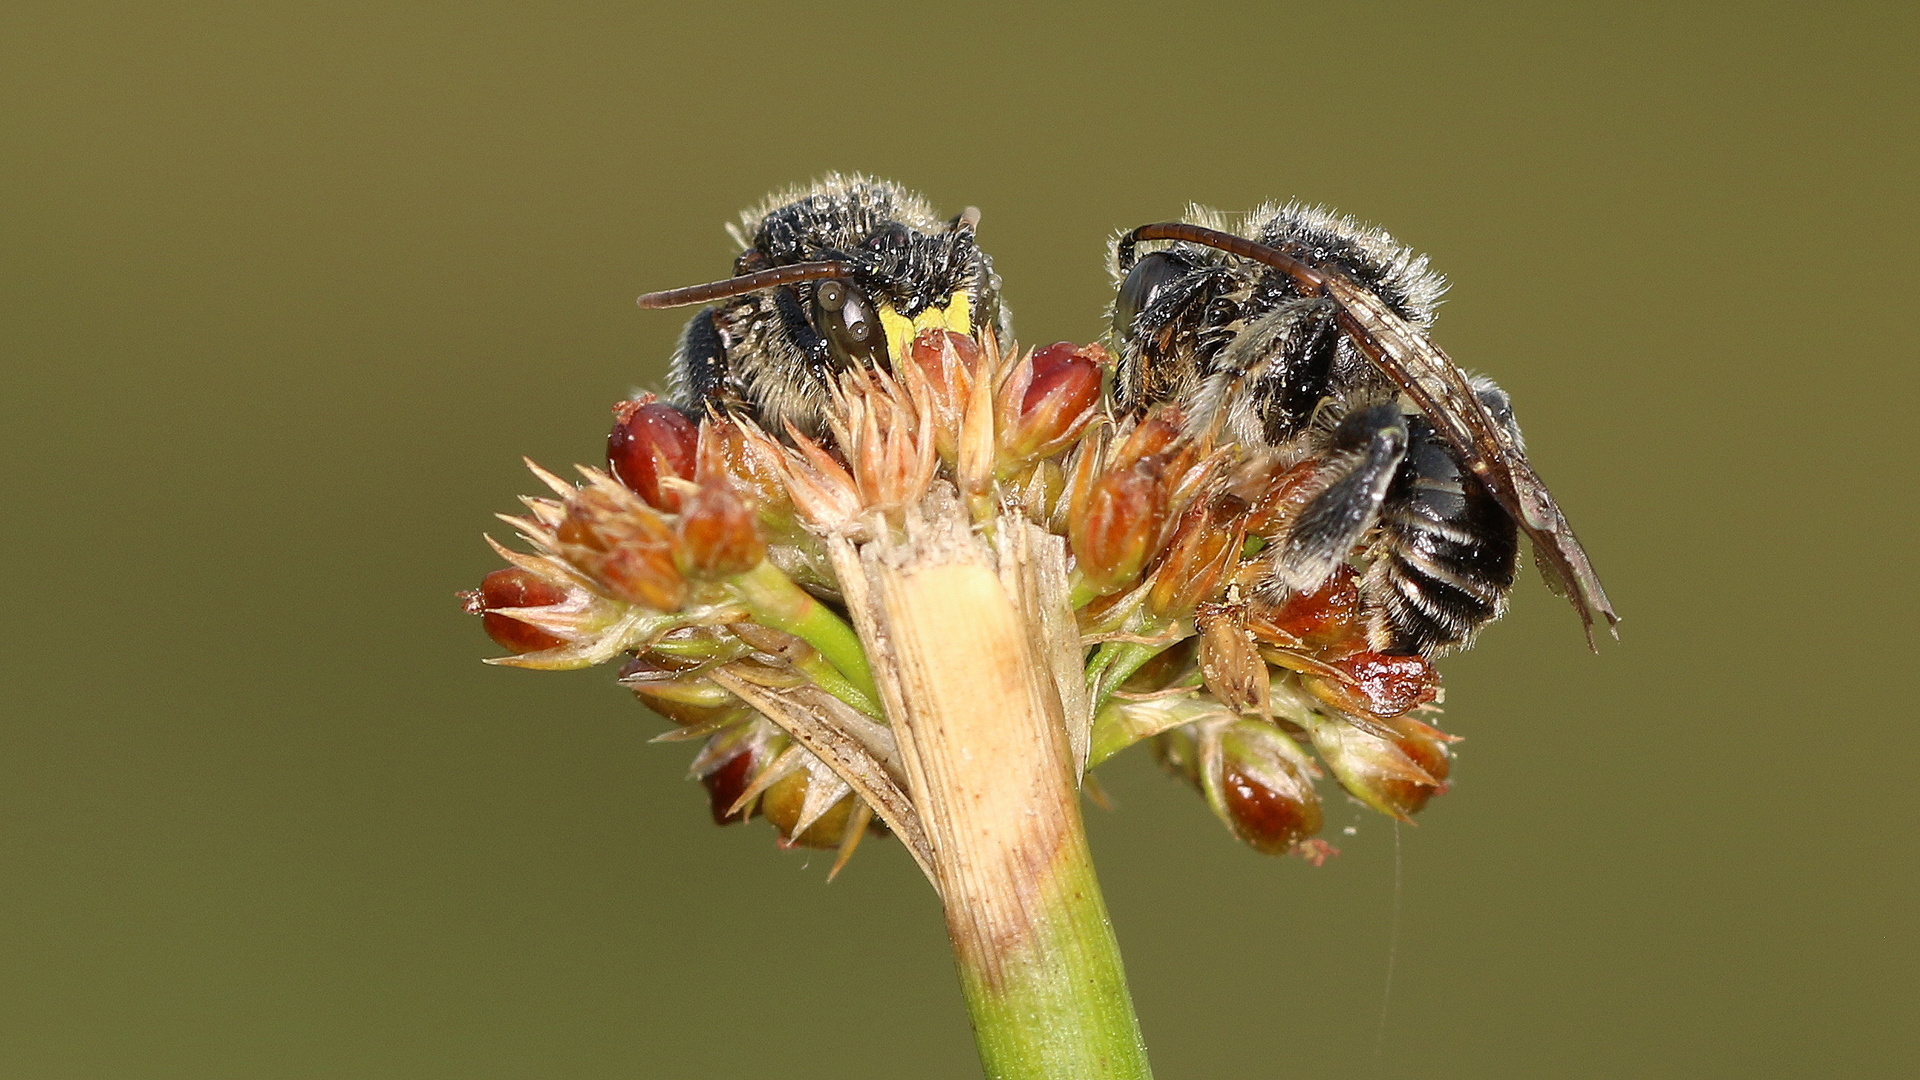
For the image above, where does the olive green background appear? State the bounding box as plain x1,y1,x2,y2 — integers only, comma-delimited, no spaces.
5,2,1914,1077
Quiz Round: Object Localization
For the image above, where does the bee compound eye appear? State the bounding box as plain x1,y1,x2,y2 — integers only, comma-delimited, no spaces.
1113,251,1189,342
813,279,887,367
815,279,847,311
837,286,880,345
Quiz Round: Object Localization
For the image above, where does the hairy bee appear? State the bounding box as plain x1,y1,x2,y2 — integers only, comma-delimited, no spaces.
638,175,1011,435
1110,204,1616,655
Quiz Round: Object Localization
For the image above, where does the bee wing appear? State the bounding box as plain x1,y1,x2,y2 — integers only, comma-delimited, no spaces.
1322,274,1620,649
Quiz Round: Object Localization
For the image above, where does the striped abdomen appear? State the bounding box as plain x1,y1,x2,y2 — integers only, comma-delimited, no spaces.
1364,415,1519,656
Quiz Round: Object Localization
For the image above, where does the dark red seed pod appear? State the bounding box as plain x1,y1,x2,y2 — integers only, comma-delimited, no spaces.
1221,761,1323,856
700,750,757,826
1247,565,1368,654
608,400,698,511
1308,650,1439,719
470,567,569,654
1023,342,1104,412
1002,342,1104,461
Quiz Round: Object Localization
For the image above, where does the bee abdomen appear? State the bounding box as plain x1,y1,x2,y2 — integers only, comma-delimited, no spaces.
1365,419,1518,656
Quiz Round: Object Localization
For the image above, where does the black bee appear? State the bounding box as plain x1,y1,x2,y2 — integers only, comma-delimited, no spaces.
637,175,1011,435
1110,204,1616,655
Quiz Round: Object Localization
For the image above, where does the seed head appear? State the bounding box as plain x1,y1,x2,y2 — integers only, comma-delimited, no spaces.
1157,717,1325,858
1298,709,1451,823
555,472,689,612
674,481,767,579
998,341,1105,467
466,567,570,654
608,399,699,512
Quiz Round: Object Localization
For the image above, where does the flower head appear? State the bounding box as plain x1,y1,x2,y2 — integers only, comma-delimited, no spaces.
467,325,1510,865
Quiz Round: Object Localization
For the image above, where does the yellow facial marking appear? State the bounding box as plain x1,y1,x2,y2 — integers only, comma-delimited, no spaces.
879,290,973,365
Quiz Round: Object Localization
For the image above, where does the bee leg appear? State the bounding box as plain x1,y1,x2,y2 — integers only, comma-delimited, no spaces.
1272,402,1409,591
772,285,832,370
670,307,735,416
1467,374,1525,451
1203,298,1335,445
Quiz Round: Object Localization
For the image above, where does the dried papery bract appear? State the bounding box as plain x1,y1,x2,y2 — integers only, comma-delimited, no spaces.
825,365,938,527
556,469,690,612
903,328,983,465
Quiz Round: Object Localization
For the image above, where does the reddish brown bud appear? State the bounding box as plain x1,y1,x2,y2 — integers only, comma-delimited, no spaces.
1246,565,1367,655
1070,462,1167,594
1304,650,1439,719
696,417,790,523
608,400,698,511
1115,411,1183,465
1301,712,1448,822
674,482,766,579
1381,717,1456,816
908,327,984,388
691,718,787,818
999,342,1105,464
595,543,688,611
1147,492,1249,619
554,512,609,552
688,719,785,826
1217,720,1323,855
906,329,984,461
555,479,689,611
467,567,569,653
1220,761,1321,856
1156,717,1324,857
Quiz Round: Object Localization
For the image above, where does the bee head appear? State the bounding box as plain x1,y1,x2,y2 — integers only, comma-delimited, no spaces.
642,178,998,377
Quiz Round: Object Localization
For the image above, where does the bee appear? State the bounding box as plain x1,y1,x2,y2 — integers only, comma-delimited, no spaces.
1110,204,1617,654
637,175,1011,435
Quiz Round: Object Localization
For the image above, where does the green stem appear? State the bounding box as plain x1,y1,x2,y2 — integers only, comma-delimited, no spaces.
954,830,1150,1080
728,560,881,715
783,649,883,721
1085,639,1175,714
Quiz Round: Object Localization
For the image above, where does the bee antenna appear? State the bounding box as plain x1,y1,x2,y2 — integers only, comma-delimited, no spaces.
1119,223,1328,293
637,260,854,309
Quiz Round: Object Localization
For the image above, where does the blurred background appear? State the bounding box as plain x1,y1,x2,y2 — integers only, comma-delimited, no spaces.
4,2,1914,1076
